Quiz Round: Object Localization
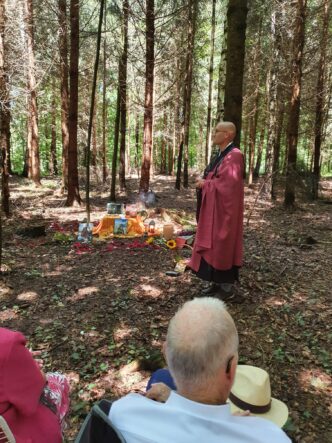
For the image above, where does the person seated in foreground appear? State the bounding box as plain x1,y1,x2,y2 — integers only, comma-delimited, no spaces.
109,297,290,442
0,327,70,443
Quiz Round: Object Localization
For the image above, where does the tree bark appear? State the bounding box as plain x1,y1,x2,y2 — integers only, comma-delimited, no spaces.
253,124,265,178
160,109,167,174
312,0,330,199
119,0,129,191
223,0,248,146
50,79,58,175
284,0,307,207
215,12,227,125
135,112,140,178
264,4,282,198
0,0,10,215
110,83,121,201
183,0,197,188
24,0,41,186
66,0,81,206
175,0,197,189
247,19,262,185
91,102,97,167
139,0,155,192
102,4,107,184
205,0,216,166
58,0,70,191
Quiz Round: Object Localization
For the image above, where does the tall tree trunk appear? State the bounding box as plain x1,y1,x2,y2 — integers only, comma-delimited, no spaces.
172,55,180,178
284,0,307,207
58,0,70,191
160,109,167,174
175,0,197,189
223,0,248,146
66,0,81,206
215,13,227,125
312,0,330,199
264,3,282,198
139,0,155,192
91,102,97,167
24,0,40,186
135,112,140,177
253,124,265,178
0,0,10,215
205,0,216,165
110,84,121,200
242,116,249,178
50,79,58,175
271,102,285,198
247,19,262,185
119,0,129,191
126,100,131,175
183,0,197,188
168,115,174,176
102,4,107,184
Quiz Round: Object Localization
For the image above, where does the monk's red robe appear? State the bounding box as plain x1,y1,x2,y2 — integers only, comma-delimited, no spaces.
189,148,244,273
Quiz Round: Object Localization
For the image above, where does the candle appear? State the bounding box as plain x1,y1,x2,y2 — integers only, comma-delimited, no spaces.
163,223,174,240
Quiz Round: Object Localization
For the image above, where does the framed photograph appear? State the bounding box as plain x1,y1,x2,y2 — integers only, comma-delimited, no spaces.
77,223,93,242
113,218,128,235
107,202,124,215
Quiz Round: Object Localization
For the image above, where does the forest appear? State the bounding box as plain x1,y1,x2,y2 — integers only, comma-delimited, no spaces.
0,0,331,442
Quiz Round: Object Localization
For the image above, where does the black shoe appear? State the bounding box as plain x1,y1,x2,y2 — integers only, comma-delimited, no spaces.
216,288,244,304
201,283,220,296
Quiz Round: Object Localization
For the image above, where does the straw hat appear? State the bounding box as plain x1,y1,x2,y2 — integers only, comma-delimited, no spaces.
228,365,289,427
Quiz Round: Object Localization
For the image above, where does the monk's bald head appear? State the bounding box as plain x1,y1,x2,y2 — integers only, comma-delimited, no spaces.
216,121,236,137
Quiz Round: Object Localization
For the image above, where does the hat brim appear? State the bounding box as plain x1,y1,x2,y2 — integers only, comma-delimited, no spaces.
229,397,289,428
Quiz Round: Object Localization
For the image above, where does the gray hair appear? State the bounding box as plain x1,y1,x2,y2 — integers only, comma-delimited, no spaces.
165,297,238,390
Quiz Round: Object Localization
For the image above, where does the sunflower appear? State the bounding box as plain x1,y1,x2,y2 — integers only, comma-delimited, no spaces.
166,239,177,249
146,236,154,244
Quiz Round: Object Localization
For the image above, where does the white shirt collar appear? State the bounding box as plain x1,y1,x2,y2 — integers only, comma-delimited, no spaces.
166,391,232,418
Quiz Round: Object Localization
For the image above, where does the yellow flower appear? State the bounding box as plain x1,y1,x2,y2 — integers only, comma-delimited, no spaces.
146,237,154,244
166,239,177,249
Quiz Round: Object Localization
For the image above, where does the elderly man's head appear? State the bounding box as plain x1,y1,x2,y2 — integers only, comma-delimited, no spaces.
165,297,238,396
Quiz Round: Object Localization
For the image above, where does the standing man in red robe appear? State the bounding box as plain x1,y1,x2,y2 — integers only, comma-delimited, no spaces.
189,121,244,301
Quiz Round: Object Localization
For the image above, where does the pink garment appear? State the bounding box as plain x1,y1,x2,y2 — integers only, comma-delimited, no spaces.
189,148,244,272
0,328,62,443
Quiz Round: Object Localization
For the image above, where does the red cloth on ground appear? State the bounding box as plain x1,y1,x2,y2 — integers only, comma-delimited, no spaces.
0,328,62,443
189,148,244,272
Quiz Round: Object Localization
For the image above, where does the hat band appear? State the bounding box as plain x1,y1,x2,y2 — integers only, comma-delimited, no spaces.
229,392,271,414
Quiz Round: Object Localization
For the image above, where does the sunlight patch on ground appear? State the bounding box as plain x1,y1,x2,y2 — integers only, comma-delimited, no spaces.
298,369,332,393
39,318,56,325
264,296,288,307
17,291,38,301
134,283,162,298
292,291,309,302
113,323,134,341
0,285,12,297
0,308,18,321
66,286,99,302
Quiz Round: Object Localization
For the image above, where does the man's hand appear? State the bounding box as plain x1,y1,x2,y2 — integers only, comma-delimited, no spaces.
195,179,205,189
145,383,171,403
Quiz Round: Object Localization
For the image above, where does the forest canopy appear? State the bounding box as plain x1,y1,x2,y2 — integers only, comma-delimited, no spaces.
0,0,331,208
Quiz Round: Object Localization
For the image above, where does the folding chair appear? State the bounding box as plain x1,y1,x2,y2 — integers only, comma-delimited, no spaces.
75,400,126,443
0,416,16,443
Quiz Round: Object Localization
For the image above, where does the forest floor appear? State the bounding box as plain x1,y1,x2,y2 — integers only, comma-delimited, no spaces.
0,173,331,443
